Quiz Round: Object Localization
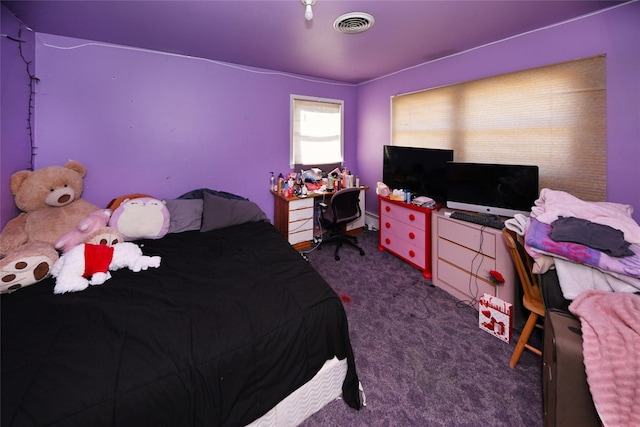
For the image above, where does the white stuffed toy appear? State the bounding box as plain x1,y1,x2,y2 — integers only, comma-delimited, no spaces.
51,242,161,294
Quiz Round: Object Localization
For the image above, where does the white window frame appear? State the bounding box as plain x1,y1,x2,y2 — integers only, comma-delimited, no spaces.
290,95,344,170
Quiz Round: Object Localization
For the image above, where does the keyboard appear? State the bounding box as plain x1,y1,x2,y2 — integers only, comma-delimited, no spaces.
449,211,505,229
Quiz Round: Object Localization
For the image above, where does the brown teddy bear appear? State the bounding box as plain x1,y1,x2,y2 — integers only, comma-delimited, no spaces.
0,161,121,294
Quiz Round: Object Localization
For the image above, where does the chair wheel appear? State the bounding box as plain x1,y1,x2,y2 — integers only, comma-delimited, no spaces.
335,255,340,261
359,250,365,256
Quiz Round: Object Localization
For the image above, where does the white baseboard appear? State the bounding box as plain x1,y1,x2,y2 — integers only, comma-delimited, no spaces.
364,211,379,231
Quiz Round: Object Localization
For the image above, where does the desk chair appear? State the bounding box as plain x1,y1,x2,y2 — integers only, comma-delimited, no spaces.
318,187,366,261
502,227,545,368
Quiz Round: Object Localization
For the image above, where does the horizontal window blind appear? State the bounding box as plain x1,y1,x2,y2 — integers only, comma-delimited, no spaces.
392,56,606,201
291,96,343,169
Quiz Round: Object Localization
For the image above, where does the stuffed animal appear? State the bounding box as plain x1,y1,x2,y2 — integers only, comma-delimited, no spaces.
109,196,170,241
0,161,118,294
55,209,123,253
51,242,161,294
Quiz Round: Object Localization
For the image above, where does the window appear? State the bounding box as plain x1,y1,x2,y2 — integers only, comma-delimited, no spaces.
291,95,344,170
391,56,606,202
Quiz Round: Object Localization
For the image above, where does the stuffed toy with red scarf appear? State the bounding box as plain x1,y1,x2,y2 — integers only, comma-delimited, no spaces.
51,241,161,294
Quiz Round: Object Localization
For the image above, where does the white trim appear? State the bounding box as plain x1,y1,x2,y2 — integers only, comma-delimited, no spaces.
364,211,379,231
290,95,344,169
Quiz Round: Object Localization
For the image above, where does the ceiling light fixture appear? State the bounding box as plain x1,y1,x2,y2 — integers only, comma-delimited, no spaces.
301,0,316,21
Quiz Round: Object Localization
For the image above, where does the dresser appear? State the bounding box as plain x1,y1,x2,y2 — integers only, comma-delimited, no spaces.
273,194,314,250
431,210,516,308
378,196,432,279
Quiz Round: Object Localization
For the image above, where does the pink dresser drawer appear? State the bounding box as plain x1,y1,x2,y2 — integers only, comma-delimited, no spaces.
380,200,427,230
436,259,496,297
436,238,496,273
436,216,496,257
380,228,426,269
380,218,426,249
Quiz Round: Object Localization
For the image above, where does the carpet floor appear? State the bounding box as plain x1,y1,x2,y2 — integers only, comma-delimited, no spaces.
299,229,543,427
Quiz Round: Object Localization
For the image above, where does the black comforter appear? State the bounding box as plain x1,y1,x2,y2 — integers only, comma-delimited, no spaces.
1,221,361,426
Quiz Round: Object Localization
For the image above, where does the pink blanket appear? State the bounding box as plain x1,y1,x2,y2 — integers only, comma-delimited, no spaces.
570,291,640,427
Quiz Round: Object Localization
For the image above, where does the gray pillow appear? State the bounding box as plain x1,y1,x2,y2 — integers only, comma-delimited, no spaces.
200,192,269,232
165,198,203,233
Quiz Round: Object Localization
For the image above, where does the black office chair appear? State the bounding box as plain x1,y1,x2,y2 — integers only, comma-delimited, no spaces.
318,187,366,261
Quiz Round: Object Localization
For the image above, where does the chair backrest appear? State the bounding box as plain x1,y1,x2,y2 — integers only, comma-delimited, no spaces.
502,228,544,307
329,187,362,226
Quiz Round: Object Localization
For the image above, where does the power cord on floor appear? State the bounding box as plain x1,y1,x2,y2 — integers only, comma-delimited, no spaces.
456,225,490,311
299,199,326,258
404,279,441,320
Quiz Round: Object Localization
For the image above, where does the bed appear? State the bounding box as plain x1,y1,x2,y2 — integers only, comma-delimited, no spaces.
1,191,362,426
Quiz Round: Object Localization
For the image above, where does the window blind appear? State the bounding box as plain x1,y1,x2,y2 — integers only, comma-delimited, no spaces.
291,96,343,169
391,56,606,201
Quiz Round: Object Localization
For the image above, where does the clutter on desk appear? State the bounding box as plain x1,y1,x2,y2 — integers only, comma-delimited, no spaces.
271,167,361,198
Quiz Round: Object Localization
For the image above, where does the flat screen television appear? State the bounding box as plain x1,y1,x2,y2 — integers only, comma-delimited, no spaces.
446,162,539,217
382,145,454,202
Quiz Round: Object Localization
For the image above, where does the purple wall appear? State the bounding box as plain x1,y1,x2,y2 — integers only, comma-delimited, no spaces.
8,32,357,223
2,2,639,227
1,6,35,228
355,2,640,223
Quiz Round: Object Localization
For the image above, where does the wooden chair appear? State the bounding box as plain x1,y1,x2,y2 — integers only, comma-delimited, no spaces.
502,227,546,368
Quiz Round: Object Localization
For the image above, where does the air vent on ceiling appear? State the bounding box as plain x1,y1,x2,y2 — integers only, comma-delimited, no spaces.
333,12,375,34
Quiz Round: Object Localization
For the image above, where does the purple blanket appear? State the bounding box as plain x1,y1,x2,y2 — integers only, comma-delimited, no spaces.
526,218,640,278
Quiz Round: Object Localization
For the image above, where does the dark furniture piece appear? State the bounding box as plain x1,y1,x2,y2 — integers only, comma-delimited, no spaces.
543,309,600,427
318,187,366,261
1,219,362,426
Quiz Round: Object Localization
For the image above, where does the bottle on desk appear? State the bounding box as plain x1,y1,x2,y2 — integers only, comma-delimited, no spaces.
277,173,284,193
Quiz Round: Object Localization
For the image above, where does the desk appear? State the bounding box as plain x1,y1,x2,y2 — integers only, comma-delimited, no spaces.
272,187,367,250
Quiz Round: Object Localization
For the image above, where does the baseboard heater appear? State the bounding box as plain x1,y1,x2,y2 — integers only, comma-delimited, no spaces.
364,211,379,231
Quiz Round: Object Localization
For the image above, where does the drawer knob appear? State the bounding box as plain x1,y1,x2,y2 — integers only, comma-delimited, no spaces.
409,250,415,258
385,206,391,212
409,214,415,221
409,232,415,240
385,222,391,229
385,238,391,244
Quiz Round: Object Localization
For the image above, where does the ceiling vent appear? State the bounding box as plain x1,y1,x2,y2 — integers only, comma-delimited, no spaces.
333,12,375,34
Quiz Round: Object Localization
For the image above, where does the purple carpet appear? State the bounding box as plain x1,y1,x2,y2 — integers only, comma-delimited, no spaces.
301,229,543,426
